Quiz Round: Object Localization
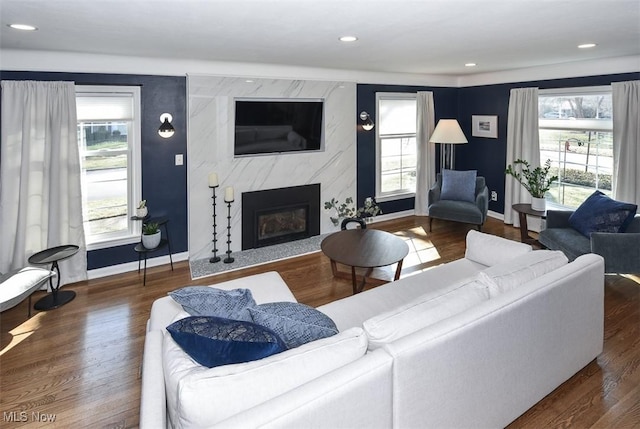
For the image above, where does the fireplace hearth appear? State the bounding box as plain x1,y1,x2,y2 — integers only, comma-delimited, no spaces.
242,184,320,250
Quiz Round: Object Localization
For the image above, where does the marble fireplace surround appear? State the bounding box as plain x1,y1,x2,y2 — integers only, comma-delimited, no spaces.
187,75,356,263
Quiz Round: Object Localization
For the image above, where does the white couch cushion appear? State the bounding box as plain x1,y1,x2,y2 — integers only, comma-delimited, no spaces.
319,258,487,331
478,250,569,297
363,279,489,350
163,325,367,428
465,230,532,266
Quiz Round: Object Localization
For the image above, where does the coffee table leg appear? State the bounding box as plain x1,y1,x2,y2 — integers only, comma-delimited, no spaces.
330,259,338,276
394,259,404,281
351,266,358,294
354,267,374,294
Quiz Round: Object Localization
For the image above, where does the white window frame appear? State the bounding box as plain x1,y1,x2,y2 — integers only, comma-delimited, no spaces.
76,85,142,250
539,85,613,209
375,92,417,202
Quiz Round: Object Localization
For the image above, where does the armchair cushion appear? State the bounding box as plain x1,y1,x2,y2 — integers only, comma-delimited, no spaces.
568,191,637,237
440,169,477,203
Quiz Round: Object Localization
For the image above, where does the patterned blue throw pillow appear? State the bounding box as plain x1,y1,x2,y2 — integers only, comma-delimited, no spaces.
168,287,256,322
166,316,286,368
569,190,638,237
248,302,338,349
440,169,477,203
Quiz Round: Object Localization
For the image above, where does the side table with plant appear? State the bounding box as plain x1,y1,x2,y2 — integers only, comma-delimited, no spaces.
142,222,161,249
505,159,558,211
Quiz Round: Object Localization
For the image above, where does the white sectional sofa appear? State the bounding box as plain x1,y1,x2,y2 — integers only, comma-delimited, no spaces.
140,231,605,428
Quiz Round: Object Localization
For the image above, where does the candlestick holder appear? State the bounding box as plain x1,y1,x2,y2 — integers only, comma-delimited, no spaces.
223,199,234,264
209,185,221,263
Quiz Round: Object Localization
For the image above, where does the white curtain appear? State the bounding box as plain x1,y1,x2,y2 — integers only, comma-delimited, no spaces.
1,81,87,284
414,91,435,216
504,87,540,227
612,80,640,207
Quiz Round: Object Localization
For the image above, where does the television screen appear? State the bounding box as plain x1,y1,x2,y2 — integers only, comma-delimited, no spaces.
234,99,324,156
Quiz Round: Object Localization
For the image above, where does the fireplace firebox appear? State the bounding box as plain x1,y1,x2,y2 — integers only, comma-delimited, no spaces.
242,184,320,250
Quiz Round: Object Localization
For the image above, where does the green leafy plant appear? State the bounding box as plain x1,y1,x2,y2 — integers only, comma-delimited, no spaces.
324,196,382,226
142,222,159,235
505,159,558,198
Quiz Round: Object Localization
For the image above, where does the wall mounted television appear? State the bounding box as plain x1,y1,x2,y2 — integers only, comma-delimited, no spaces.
234,98,324,156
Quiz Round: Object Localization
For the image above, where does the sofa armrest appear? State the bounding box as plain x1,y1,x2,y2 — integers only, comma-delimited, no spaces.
428,182,441,205
591,232,640,273
545,210,573,228
213,350,393,429
140,330,167,429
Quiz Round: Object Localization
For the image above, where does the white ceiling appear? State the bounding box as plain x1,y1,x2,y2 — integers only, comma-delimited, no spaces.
1,0,639,77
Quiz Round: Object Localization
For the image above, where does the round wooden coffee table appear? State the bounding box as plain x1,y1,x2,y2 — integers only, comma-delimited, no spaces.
321,229,409,294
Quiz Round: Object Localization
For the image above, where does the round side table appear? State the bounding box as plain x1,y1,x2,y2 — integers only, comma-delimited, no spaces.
512,203,547,245
28,244,79,310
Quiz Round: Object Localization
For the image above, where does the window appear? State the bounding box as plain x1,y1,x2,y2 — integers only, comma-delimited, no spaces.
376,93,417,200
539,86,613,209
76,86,142,249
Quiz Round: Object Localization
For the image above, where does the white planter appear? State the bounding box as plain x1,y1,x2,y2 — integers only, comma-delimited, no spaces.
531,197,546,212
142,231,161,249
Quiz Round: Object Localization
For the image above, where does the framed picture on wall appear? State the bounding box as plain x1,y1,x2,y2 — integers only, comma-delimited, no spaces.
472,115,498,138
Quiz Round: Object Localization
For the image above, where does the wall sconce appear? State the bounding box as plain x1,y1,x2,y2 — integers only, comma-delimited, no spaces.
359,111,375,131
158,113,175,138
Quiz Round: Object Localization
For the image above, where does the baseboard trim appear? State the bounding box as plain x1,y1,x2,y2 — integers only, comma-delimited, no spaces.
87,251,189,280
488,210,504,221
370,209,415,223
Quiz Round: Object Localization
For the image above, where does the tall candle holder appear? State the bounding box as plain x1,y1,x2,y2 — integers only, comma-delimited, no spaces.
209,185,221,263
223,198,234,264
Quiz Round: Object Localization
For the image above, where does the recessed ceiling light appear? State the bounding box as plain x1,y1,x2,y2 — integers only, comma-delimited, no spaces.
339,36,358,42
245,79,254,83
578,43,597,49
465,63,477,67
8,23,38,31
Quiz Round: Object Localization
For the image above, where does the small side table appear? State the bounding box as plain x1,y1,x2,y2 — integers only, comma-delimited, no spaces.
133,217,174,286
512,203,547,245
28,244,79,311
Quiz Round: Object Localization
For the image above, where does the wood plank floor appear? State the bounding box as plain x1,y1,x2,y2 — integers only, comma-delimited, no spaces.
1,216,638,428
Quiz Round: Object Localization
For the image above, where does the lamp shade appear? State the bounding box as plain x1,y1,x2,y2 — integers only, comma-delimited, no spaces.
429,119,468,144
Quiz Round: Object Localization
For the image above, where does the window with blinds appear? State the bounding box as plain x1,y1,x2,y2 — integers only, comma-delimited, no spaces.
76,86,142,247
376,93,418,199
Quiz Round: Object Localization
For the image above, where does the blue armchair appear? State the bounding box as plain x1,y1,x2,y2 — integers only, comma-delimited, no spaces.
428,173,489,231
539,210,640,274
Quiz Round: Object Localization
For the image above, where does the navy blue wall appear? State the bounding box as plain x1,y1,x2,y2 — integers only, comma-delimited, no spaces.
0,71,188,270
3,70,637,269
457,72,639,214
356,84,458,214
358,72,639,217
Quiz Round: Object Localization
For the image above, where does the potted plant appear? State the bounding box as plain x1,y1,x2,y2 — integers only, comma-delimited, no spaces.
324,196,382,227
136,200,148,218
505,159,558,211
142,222,161,249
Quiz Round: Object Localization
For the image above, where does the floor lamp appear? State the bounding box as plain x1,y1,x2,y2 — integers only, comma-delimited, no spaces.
429,119,468,171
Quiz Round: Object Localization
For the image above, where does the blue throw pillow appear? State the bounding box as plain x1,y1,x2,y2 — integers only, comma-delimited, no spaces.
168,287,256,322
166,316,286,368
440,169,477,203
248,302,338,349
569,191,638,237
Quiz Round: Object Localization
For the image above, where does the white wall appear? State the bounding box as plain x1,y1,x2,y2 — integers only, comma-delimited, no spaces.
187,75,356,261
